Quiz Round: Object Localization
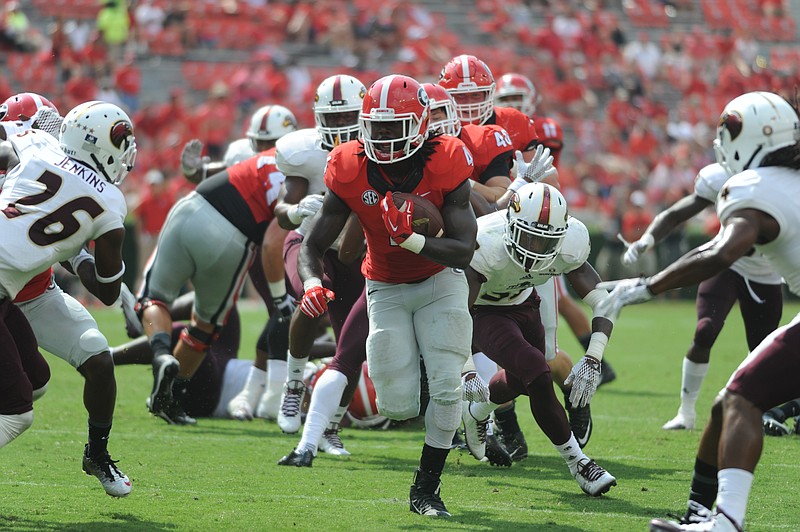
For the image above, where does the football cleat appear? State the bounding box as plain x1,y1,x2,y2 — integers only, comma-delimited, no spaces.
484,434,512,467
649,509,742,531
565,398,592,449
461,401,487,460
574,458,616,496
409,469,451,517
662,411,696,431
277,448,314,467
762,411,790,436
318,423,351,456
149,355,180,419
277,379,306,434
119,283,143,338
501,430,528,461
82,444,132,497
598,358,617,387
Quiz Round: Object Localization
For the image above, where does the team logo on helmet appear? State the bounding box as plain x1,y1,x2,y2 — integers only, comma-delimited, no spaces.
283,115,297,129
510,193,521,213
362,190,379,206
110,120,133,148
359,87,366,100
718,111,743,140
417,87,429,107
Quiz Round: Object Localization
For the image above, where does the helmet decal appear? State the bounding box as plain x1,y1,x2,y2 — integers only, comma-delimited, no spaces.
718,111,743,141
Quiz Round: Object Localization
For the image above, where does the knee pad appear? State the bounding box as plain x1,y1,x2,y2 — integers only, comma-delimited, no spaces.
180,325,218,352
78,329,109,357
138,298,170,321
429,399,462,432
0,411,34,449
32,383,48,402
694,317,721,348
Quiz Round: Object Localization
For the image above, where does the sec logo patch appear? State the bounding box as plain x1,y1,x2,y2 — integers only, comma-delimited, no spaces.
362,190,379,206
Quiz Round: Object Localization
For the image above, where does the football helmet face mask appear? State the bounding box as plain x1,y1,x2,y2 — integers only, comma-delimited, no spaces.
495,73,539,116
504,182,568,272
314,74,367,149
713,91,800,177
246,104,298,151
59,101,137,185
422,83,461,136
0,92,58,124
359,75,430,164
438,54,496,126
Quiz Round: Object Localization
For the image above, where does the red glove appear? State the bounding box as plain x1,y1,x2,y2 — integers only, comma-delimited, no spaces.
299,285,335,318
380,191,414,245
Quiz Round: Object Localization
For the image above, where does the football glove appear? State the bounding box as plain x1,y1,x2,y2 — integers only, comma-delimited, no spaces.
514,145,556,183
299,284,335,318
620,233,655,266
273,293,296,322
287,194,324,225
564,355,601,408
180,139,206,177
380,191,414,245
595,277,654,319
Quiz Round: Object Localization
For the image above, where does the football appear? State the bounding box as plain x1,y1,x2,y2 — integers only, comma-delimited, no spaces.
392,192,445,238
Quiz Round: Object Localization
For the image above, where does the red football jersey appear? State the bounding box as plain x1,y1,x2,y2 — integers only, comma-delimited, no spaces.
225,147,283,226
533,116,564,168
325,137,473,283
490,107,539,153
459,124,514,184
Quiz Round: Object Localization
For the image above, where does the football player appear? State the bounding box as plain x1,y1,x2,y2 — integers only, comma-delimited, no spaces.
137,106,296,426
596,92,800,532
274,74,370,461
295,74,477,517
461,182,617,496
0,99,136,497
621,161,782,432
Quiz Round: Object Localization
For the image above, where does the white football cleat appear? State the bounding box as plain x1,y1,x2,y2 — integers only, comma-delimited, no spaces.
663,411,695,430
574,458,616,496
649,509,741,531
318,423,351,456
461,400,487,460
82,444,132,498
277,379,306,434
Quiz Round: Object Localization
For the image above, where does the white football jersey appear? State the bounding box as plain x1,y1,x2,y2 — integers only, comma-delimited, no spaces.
223,138,255,167
694,163,781,284
275,128,328,236
0,130,127,299
471,212,590,306
716,166,800,297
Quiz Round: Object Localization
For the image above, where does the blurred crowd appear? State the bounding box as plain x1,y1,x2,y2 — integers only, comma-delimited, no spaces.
2,0,797,289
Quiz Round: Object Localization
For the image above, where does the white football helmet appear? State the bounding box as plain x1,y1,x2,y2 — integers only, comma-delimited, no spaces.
59,101,137,185
504,182,568,272
714,91,800,177
313,74,366,149
246,105,298,151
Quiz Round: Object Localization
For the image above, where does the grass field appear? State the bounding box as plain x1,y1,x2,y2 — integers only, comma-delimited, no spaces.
1,301,799,531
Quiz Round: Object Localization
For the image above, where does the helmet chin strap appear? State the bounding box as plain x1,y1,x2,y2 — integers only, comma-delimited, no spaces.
90,153,113,183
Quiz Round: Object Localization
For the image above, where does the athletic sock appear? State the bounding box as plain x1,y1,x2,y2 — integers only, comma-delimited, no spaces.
679,359,708,416
554,434,586,475
87,419,112,456
716,468,753,529
689,457,718,511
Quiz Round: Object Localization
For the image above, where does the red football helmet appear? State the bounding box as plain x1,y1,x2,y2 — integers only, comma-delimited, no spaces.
359,75,430,164
0,92,58,124
495,73,540,116
421,83,461,137
346,362,390,429
534,117,564,167
438,54,496,126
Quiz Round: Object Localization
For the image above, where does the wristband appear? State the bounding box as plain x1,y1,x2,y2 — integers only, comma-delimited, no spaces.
303,277,322,292
268,280,287,299
286,204,302,225
399,232,426,254
508,176,528,192
585,332,608,362
96,262,125,284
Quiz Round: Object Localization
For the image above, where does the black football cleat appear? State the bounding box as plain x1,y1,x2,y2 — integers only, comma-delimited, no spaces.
277,448,314,467
410,469,450,517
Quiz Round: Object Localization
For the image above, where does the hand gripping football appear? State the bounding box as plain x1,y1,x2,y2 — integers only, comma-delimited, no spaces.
391,192,445,238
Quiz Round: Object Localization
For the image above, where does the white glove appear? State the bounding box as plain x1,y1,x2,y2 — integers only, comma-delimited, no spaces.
461,371,490,403
620,233,655,266
287,194,324,225
564,355,601,408
515,146,556,183
181,139,205,176
595,277,654,319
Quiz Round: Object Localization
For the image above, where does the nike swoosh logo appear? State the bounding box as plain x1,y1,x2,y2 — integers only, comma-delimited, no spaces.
419,191,431,197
